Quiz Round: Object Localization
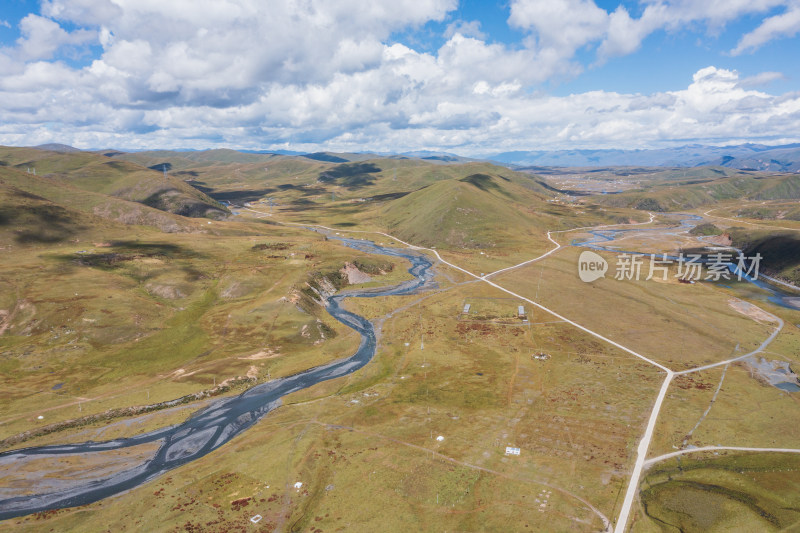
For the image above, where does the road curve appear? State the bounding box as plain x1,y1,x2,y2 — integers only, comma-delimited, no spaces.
644,446,800,467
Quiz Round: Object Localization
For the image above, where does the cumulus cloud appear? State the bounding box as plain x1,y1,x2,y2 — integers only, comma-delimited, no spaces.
510,0,609,54
15,14,95,60
0,1,798,152
510,0,798,63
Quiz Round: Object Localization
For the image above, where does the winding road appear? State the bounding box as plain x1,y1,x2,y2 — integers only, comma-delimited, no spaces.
271,210,798,532
3,208,797,531
249,209,800,532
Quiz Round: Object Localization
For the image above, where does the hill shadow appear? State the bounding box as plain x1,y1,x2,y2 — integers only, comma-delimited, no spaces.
302,152,349,163
1,204,83,244
63,241,203,270
190,182,275,204
459,173,500,192
458,174,514,197
740,234,800,274
318,163,381,190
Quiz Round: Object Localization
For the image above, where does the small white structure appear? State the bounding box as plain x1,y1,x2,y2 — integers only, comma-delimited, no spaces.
436,435,445,442
505,446,521,456
37,415,44,420
462,303,471,314
518,305,526,318
250,515,263,524
294,481,303,489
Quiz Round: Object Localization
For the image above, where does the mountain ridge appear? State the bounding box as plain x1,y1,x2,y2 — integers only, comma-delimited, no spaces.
487,143,800,170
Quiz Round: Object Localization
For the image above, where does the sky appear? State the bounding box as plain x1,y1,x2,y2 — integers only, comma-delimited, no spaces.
0,0,799,155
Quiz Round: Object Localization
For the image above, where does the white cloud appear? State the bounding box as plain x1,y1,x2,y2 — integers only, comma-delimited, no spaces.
732,2,800,54
0,1,798,152
509,0,609,55
444,19,487,40
510,0,799,63
597,6,660,59
15,14,95,60
41,0,123,26
0,20,11,29
637,0,788,26
737,71,786,87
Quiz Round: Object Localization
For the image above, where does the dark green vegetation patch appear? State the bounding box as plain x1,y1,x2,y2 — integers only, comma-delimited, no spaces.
689,223,723,236
641,452,800,532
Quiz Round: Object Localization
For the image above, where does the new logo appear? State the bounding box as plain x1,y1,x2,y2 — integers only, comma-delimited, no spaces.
578,251,608,282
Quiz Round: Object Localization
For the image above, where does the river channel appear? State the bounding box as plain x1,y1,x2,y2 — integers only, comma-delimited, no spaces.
0,233,435,520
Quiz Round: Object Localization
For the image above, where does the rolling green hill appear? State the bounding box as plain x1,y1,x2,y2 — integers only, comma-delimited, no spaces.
136,151,650,254
732,202,800,221
381,174,540,249
595,169,800,211
0,181,96,246
379,172,645,251
0,147,228,219
728,228,800,284
0,164,202,234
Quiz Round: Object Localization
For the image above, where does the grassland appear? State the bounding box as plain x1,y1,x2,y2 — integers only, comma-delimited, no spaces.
3,268,667,532
114,147,651,274
493,245,774,369
645,282,800,452
0,194,419,451
679,200,800,284
0,147,227,220
594,169,800,212
3,147,800,532
634,452,800,532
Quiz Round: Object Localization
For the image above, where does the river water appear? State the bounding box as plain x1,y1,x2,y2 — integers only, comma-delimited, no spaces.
572,213,800,311
0,234,435,520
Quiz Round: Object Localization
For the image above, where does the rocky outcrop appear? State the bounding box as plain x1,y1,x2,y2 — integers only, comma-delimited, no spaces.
340,262,372,284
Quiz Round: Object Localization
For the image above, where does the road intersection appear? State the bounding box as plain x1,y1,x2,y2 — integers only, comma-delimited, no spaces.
245,206,797,532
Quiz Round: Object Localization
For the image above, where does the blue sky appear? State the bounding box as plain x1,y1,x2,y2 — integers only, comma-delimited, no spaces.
0,0,799,152
567,12,797,96
389,0,799,95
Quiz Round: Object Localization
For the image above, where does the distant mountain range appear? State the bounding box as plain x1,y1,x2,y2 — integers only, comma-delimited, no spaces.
487,143,800,171
28,142,800,171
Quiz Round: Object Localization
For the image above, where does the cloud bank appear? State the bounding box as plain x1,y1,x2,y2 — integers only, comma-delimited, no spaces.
0,0,798,153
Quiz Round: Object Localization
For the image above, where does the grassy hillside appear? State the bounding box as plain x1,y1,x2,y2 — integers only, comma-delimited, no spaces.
109,149,554,207
143,151,651,257
0,164,411,452
0,181,106,246
381,174,544,249
728,228,800,284
595,169,800,211
0,164,207,233
104,148,278,168
113,150,652,274
380,171,646,253
0,147,228,219
733,201,800,221
109,149,329,204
